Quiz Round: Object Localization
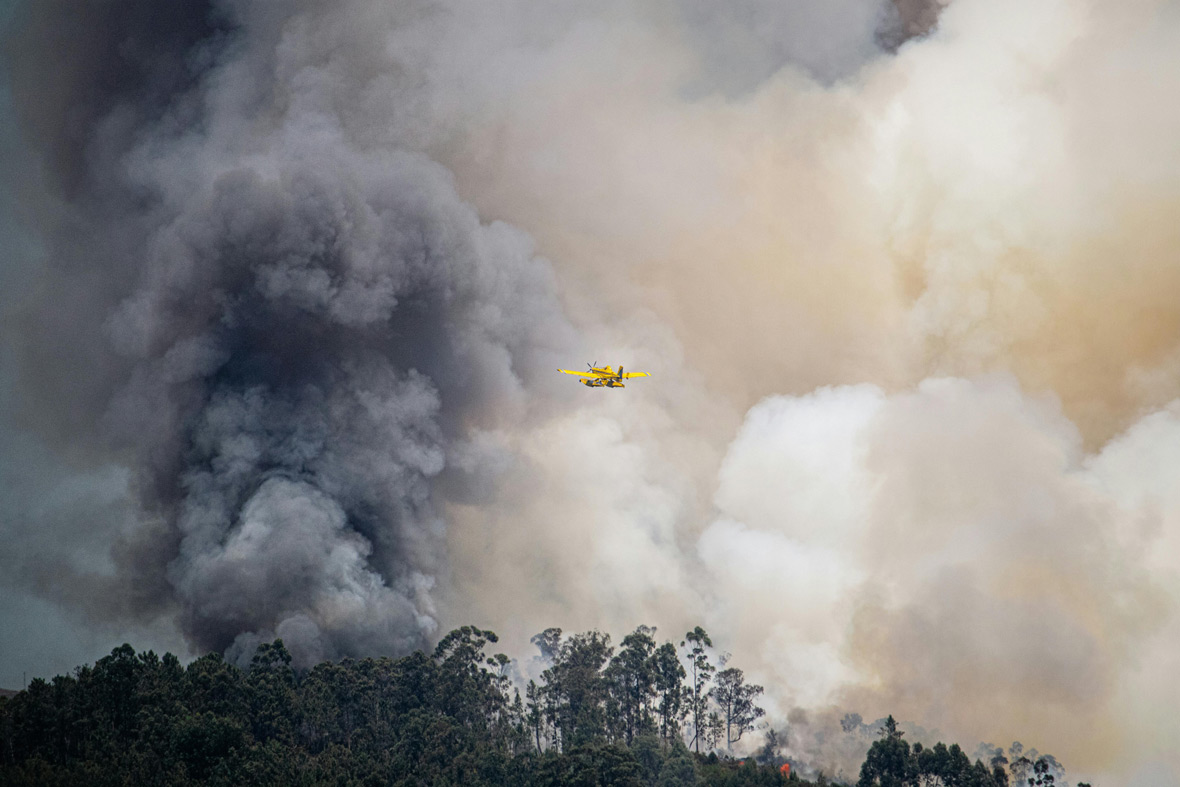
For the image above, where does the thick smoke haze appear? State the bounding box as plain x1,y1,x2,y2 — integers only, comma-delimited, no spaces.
2,0,582,665
4,0,1180,784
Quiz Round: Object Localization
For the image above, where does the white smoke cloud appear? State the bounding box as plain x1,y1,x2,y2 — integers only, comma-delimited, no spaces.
689,377,1177,777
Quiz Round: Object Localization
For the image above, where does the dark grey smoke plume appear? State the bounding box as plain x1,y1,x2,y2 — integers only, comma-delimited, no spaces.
3,0,576,666
876,0,950,51
674,0,950,93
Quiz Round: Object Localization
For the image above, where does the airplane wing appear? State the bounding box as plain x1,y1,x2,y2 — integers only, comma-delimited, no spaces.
558,368,600,378
620,371,649,378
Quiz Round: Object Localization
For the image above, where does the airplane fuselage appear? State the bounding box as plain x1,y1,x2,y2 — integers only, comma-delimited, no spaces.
557,363,648,388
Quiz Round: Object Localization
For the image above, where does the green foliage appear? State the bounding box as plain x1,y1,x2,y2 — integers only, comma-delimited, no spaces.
857,721,1015,787
652,642,687,745
246,640,297,745
656,742,696,787
0,633,1069,787
857,722,915,787
681,627,716,754
711,668,764,749
607,626,659,745
533,629,615,751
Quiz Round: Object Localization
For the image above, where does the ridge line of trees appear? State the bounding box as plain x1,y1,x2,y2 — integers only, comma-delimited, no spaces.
525,624,764,755
857,715,1079,787
0,625,1088,787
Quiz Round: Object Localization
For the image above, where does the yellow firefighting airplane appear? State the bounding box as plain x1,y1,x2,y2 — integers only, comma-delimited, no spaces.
558,363,650,388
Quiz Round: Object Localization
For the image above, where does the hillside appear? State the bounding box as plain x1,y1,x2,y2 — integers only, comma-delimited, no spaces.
0,626,1074,787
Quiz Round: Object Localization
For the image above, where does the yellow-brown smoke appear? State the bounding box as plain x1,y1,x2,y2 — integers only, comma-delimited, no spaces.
433,0,1180,780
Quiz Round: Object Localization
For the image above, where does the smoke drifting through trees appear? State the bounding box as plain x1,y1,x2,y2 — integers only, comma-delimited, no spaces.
2,628,1075,786
5,1,1180,784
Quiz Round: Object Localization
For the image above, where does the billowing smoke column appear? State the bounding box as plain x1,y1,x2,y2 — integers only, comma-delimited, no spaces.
8,0,1180,783
118,148,557,664
3,0,576,665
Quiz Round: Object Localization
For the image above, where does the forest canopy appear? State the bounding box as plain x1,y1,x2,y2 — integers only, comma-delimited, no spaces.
0,625,1077,787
